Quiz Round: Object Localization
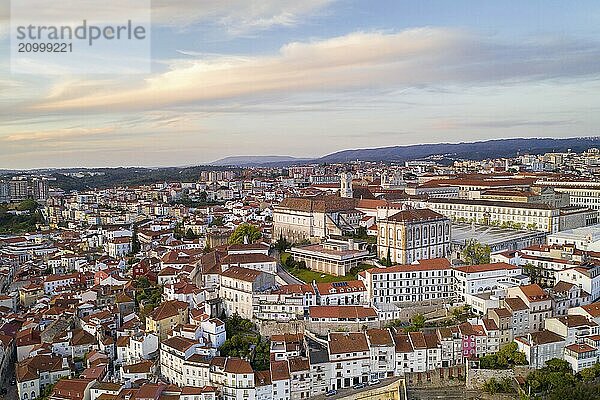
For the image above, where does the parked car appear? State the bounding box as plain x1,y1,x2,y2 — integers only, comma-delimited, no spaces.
368,379,381,386
325,389,338,397
353,383,367,389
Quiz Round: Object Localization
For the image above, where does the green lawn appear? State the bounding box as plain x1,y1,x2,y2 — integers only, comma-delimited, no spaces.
281,251,372,283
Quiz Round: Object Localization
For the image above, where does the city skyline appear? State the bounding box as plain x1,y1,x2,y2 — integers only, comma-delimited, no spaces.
2,1,600,168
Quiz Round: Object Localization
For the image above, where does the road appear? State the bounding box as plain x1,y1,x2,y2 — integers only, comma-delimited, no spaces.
272,247,305,285
276,264,306,285
3,362,17,400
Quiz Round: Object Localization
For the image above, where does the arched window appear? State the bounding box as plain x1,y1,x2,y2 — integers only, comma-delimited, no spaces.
423,227,428,239
415,228,420,240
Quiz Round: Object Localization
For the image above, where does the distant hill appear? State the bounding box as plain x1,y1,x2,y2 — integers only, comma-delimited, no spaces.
314,137,600,163
210,155,310,166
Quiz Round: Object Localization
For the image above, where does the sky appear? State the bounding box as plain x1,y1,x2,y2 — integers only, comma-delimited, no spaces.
1,0,600,169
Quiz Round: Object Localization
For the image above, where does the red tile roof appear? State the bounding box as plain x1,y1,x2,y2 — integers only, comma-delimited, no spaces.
329,332,369,354
386,208,446,222
224,357,253,374
454,262,518,274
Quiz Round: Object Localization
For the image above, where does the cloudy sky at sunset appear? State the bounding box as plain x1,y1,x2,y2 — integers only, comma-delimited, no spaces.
2,0,600,168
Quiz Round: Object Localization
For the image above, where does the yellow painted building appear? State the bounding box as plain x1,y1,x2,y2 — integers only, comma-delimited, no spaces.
145,300,189,339
19,283,45,308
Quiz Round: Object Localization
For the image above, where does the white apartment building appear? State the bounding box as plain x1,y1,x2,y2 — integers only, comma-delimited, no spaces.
544,315,599,345
564,343,599,372
506,284,553,332
327,332,370,390
536,180,600,210
315,280,367,306
514,330,566,369
107,237,132,258
359,258,454,307
454,262,526,301
365,329,396,380
547,224,600,251
219,267,276,319
557,265,600,301
43,273,81,295
160,336,212,387
423,198,560,233
16,355,70,400
221,358,256,400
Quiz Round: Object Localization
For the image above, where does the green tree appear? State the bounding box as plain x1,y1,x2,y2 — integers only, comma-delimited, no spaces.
274,237,291,252
412,314,425,330
185,228,197,239
220,314,270,370
479,343,527,369
225,313,255,337
252,339,271,370
17,198,38,211
461,240,491,265
210,216,224,226
451,305,472,323
131,227,141,254
579,366,597,383
35,379,61,400
228,223,262,244
199,191,208,203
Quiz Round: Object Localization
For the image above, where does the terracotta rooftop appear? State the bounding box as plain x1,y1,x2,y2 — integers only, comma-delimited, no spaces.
220,266,263,282
394,334,413,353
149,300,188,321
454,262,518,274
270,360,290,381
224,357,253,374
581,302,600,318
386,208,446,223
277,195,357,213
51,378,94,400
519,284,549,301
554,315,597,328
504,297,529,312
515,330,565,346
316,280,366,295
328,332,369,355
565,343,597,354
122,360,154,374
